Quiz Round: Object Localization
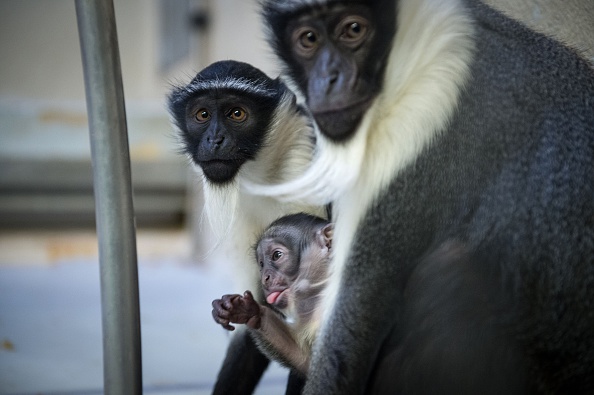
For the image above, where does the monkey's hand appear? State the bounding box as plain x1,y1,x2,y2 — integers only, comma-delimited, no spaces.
212,291,262,331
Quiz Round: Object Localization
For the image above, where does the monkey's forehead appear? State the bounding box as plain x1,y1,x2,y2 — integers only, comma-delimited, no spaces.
183,77,280,99
262,0,330,11
262,0,363,13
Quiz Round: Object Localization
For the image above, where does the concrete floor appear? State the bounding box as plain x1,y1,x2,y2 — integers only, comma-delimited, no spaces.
0,229,288,395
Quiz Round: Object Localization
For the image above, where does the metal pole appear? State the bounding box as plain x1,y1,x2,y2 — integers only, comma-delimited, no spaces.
75,1,142,394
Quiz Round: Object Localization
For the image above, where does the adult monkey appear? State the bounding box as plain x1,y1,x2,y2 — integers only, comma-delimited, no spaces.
252,0,594,393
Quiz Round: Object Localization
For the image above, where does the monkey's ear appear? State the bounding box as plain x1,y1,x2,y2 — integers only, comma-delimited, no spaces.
317,223,334,250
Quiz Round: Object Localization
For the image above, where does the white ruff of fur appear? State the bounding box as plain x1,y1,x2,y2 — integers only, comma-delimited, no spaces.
239,92,317,190
242,124,367,205
201,178,240,245
257,0,475,317
322,0,475,321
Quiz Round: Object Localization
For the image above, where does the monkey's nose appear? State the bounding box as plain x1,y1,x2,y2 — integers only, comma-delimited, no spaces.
262,273,273,288
207,135,225,147
328,71,338,86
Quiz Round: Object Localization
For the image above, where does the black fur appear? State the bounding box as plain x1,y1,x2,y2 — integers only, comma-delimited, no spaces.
286,370,306,395
211,330,270,395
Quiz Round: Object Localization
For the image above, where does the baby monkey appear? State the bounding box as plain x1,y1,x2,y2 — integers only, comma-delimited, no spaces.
212,213,333,376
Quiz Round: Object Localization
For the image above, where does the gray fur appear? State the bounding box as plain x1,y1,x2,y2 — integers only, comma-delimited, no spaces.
270,1,594,394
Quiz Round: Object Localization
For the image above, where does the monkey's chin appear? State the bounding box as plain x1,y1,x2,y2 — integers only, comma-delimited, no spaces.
313,98,372,142
199,160,243,184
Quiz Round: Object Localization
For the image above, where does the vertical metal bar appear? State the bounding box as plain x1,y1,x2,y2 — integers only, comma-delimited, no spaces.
75,1,142,394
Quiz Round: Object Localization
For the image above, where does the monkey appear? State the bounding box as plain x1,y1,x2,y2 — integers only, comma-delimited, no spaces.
167,61,326,394
212,213,333,377
248,0,594,393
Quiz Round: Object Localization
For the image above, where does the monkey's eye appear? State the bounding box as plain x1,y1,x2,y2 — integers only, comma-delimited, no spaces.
195,109,210,123
226,107,247,122
301,31,317,47
338,17,368,47
272,250,283,261
346,22,362,37
293,27,319,57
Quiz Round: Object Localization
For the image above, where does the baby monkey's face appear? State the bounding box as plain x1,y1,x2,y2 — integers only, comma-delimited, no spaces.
257,238,298,311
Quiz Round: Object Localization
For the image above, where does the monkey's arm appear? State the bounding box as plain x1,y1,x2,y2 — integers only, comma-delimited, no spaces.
251,304,310,376
213,291,310,375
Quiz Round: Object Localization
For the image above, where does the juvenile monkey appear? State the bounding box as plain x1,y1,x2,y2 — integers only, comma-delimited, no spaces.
168,60,326,393
212,213,333,376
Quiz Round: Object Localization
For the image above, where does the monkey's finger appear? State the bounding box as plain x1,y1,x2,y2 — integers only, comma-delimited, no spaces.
212,305,231,321
222,294,241,309
243,290,254,301
212,310,235,330
212,300,231,318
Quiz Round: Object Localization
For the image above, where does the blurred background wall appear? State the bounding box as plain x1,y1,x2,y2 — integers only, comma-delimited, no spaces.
0,0,277,231
0,0,591,232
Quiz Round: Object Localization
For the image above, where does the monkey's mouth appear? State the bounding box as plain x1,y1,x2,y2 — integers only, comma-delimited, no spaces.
266,289,287,306
312,97,373,142
198,159,245,184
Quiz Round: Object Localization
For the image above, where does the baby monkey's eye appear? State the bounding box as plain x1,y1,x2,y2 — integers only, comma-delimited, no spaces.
272,250,283,261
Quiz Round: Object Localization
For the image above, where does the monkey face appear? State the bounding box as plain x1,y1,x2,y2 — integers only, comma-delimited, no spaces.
263,0,396,141
257,238,300,311
181,92,272,184
168,61,285,184
184,94,254,183
255,214,334,318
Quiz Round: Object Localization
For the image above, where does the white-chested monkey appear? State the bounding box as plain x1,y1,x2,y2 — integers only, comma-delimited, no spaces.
167,61,326,394
212,213,333,377
247,0,594,394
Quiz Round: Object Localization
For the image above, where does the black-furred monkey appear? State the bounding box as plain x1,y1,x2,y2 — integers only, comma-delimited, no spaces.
168,61,326,394
213,213,333,377
247,0,594,393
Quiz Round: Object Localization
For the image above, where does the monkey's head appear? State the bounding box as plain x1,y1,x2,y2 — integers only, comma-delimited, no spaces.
256,213,333,315
168,60,288,184
262,0,396,142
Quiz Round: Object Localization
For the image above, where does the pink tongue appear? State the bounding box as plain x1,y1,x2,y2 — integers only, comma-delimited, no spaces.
266,291,282,305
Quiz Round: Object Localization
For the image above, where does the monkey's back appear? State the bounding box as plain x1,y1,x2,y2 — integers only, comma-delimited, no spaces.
359,2,594,393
